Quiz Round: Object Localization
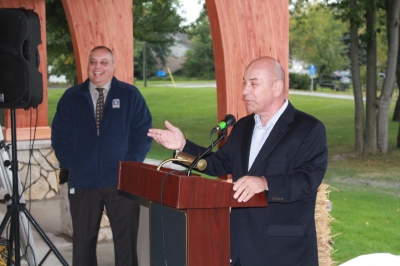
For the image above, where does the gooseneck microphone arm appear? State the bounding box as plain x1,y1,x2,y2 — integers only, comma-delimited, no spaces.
186,130,227,176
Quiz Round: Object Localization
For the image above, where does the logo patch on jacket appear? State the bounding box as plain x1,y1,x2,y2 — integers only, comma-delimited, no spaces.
112,99,120,108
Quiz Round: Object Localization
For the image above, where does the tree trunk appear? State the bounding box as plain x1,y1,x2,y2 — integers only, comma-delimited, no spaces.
377,0,400,152
393,96,400,122
398,122,400,147
395,6,400,147
364,1,378,154
396,56,400,146
349,0,364,154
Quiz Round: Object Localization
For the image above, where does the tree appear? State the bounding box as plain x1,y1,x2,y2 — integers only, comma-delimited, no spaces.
363,1,379,154
46,0,76,84
331,0,400,154
133,0,184,78
182,3,215,79
348,0,364,154
290,2,349,75
376,0,400,152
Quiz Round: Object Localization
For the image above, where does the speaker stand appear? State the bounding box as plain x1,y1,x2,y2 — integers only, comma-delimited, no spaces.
0,109,69,266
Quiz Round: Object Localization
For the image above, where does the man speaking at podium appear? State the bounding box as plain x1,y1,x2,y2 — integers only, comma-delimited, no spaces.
148,56,328,266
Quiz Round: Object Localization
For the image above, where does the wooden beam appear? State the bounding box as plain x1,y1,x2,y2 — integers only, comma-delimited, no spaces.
62,0,133,84
206,0,289,122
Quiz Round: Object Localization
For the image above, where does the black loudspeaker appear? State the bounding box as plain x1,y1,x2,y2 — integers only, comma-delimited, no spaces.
150,202,187,266
0,8,43,109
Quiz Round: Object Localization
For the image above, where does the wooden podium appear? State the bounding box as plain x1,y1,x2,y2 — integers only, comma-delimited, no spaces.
118,161,267,266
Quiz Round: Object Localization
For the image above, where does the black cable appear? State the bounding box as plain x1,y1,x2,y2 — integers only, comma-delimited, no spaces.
20,107,38,200
186,130,227,176
18,107,39,266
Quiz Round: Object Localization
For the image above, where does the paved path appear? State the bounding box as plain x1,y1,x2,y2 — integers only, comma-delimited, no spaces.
155,82,360,100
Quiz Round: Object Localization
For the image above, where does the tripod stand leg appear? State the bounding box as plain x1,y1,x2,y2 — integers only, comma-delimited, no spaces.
22,207,69,265
0,206,11,234
0,109,69,265
8,216,14,266
10,208,21,265
0,203,23,265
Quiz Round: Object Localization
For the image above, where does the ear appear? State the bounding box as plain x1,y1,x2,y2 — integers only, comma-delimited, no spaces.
272,80,284,96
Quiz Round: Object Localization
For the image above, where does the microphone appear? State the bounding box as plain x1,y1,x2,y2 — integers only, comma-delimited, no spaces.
174,151,207,171
211,114,236,133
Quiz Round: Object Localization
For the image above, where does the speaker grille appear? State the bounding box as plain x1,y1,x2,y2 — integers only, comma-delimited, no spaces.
0,53,29,104
0,10,27,51
0,8,42,109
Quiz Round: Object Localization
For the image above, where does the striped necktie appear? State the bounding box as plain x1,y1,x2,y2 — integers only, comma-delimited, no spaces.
95,88,104,134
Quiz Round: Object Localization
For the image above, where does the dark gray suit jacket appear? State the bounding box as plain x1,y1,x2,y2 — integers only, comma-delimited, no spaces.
183,102,327,266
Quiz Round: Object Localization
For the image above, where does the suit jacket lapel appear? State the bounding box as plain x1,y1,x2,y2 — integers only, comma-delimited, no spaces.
248,102,296,175
241,116,255,174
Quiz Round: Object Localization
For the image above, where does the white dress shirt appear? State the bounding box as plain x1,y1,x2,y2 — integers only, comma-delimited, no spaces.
248,99,288,170
89,81,111,115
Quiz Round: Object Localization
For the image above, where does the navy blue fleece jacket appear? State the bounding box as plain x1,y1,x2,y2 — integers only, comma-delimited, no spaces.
51,77,152,189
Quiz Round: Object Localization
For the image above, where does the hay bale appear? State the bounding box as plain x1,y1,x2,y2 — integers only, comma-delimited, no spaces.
316,182,336,266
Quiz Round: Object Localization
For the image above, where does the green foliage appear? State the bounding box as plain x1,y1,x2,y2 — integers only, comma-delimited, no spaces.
133,0,184,78
289,72,311,90
133,0,183,45
182,4,215,79
329,0,389,72
46,0,76,84
290,2,349,75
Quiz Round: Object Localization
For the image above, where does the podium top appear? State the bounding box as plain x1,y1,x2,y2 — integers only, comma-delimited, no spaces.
118,161,267,209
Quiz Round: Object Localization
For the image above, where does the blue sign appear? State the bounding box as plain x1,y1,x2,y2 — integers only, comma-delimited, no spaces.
309,65,316,77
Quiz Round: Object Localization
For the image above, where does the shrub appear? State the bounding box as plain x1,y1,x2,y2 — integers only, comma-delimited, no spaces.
289,72,312,90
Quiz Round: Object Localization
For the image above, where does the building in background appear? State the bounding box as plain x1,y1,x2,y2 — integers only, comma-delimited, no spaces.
156,33,192,74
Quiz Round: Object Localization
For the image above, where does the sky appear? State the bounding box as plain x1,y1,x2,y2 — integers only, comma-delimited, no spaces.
178,0,203,25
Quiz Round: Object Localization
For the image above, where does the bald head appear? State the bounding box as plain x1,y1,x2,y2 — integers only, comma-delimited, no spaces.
245,56,285,87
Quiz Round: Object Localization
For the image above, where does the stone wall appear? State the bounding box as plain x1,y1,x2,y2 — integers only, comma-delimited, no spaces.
17,140,59,200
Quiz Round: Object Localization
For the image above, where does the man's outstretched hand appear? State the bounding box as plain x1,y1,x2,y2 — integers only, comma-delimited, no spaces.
147,120,186,151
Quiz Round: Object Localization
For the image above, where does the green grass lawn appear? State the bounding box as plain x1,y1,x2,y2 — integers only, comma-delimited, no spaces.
328,182,400,263
48,82,400,264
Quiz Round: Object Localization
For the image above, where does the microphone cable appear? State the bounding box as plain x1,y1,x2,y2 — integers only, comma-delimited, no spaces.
21,107,39,266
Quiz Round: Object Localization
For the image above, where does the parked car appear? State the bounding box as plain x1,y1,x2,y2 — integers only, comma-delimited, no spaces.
334,70,351,88
318,74,350,91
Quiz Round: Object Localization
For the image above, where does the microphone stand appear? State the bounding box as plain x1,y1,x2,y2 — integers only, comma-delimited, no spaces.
186,130,227,176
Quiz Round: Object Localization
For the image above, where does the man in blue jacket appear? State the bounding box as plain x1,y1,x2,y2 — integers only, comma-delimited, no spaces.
148,56,327,265
52,46,152,266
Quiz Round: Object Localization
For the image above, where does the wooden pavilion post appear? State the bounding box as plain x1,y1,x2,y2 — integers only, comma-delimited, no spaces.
61,0,133,84
0,0,49,141
206,0,289,122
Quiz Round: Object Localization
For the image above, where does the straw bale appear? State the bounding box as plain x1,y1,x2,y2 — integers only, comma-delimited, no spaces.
316,182,336,266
